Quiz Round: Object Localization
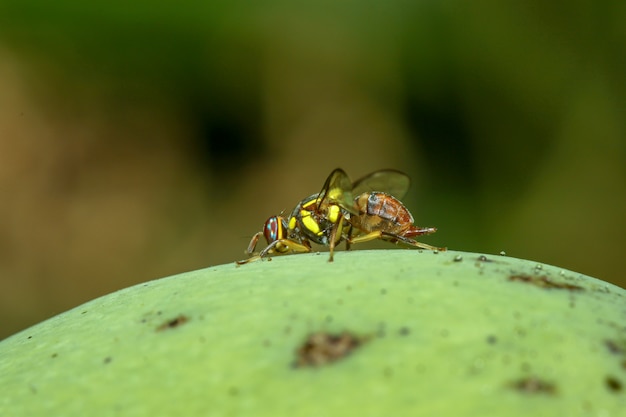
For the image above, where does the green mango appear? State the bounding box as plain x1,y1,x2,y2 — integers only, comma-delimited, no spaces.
1,250,625,416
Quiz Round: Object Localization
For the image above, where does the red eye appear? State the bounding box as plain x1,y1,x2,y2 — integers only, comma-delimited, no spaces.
263,217,283,243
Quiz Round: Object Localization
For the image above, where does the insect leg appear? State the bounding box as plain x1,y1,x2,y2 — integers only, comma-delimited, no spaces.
236,255,262,265
403,226,437,238
327,213,346,262
259,239,312,258
245,232,264,255
381,231,446,251
346,230,384,245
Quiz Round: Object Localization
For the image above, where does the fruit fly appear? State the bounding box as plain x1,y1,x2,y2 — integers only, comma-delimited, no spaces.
237,168,443,265
322,169,444,252
236,188,348,265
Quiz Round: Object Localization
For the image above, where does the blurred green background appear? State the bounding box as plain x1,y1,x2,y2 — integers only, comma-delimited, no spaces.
0,0,624,340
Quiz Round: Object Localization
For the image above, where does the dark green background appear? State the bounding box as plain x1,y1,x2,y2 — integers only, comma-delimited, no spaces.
0,0,624,339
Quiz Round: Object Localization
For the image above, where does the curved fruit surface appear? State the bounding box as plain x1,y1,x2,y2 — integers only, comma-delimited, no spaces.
1,250,625,416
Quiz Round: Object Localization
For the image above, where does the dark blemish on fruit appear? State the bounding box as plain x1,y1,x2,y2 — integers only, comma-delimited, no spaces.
509,377,557,395
380,288,387,295
27,336,32,340
399,327,410,336
293,332,369,368
103,356,112,364
156,314,190,331
284,326,292,335
383,367,393,378
81,311,88,315
508,275,584,291
604,339,625,355
228,386,239,396
263,339,271,347
325,315,333,323
486,335,498,344
605,376,622,392
51,353,58,359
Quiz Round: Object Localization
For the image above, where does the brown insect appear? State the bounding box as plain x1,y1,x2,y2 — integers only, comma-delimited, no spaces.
237,168,444,264
320,168,444,252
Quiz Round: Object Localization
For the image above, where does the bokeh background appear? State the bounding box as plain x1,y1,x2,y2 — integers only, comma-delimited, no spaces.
0,1,624,340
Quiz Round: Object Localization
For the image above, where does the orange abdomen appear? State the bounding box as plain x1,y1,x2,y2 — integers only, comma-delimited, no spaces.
352,192,414,233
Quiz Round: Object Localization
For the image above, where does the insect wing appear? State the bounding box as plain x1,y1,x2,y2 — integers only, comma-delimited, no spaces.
351,169,410,199
317,168,357,214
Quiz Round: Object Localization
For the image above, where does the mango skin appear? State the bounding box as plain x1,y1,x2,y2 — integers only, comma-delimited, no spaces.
0,249,625,417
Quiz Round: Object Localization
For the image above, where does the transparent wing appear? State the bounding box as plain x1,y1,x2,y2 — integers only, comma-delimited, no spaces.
316,168,357,214
351,169,411,199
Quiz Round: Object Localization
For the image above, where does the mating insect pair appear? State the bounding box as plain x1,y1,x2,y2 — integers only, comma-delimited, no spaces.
237,168,444,265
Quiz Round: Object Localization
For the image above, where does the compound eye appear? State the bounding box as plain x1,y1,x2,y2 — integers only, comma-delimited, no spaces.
263,217,282,243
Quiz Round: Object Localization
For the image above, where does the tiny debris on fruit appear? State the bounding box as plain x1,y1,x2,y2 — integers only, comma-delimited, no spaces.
156,314,190,331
